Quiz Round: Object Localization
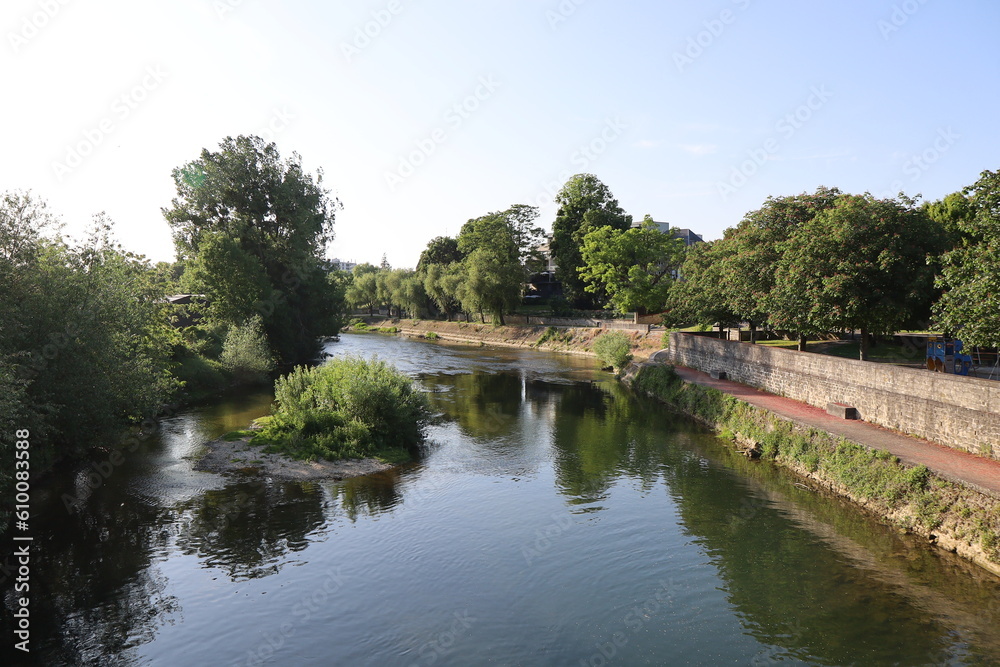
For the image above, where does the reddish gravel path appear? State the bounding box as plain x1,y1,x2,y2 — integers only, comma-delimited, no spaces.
668,364,1000,499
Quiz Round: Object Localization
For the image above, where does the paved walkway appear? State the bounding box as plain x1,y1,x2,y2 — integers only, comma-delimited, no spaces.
659,361,1000,499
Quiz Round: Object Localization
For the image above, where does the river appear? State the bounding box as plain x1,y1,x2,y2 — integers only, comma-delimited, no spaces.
4,333,1000,666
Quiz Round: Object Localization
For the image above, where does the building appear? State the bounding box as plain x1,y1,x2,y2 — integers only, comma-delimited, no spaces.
630,220,704,246
329,258,358,273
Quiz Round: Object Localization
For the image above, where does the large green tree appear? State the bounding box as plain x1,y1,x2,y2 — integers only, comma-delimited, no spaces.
550,174,632,307
664,241,741,335
416,236,463,271
579,215,685,315
455,205,539,324
164,135,343,364
724,187,841,342
771,193,945,360
933,169,1000,347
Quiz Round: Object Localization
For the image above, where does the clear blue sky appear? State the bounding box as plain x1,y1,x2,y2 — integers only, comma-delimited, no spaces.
3,0,998,268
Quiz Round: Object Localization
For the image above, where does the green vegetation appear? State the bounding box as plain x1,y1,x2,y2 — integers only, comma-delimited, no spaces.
579,215,686,315
0,193,178,483
933,169,1000,348
252,356,432,462
424,331,440,340
220,315,274,385
593,331,633,373
631,364,1000,563
550,173,632,308
165,135,345,366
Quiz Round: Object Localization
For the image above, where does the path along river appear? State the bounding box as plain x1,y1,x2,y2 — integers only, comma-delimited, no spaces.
4,333,1000,665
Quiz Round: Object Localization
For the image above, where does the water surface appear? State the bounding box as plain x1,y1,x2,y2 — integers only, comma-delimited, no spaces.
4,333,1000,666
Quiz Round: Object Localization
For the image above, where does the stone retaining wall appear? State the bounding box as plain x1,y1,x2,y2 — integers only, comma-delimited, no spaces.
664,333,1000,459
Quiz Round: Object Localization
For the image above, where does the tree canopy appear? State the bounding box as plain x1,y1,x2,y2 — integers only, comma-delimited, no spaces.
933,170,1000,347
550,174,632,307
164,135,344,363
579,215,685,315
770,193,945,359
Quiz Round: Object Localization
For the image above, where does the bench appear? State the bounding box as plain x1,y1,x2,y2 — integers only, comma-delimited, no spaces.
826,402,859,420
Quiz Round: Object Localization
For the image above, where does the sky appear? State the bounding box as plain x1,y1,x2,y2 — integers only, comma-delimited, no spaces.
3,0,999,269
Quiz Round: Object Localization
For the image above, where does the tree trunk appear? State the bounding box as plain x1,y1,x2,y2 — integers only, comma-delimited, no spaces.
798,334,807,352
860,327,869,361
749,322,757,344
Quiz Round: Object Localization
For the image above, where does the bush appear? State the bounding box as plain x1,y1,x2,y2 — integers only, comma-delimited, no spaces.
220,315,274,385
173,351,228,400
255,356,431,461
593,331,633,372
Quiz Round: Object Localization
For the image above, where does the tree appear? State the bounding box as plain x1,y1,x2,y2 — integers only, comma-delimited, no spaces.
346,263,379,315
771,193,945,360
163,135,343,364
417,236,463,271
458,248,522,325
0,195,177,467
423,263,466,321
664,241,741,335
933,169,1000,347
550,174,632,307
455,205,541,325
721,187,841,344
579,215,685,315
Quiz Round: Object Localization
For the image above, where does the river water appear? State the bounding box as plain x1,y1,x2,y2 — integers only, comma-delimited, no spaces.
4,333,1000,666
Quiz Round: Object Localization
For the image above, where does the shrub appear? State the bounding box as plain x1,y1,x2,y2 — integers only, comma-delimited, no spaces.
593,331,633,372
220,315,274,385
256,355,432,461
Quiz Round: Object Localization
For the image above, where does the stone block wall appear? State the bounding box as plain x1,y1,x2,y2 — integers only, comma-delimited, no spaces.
665,333,1000,459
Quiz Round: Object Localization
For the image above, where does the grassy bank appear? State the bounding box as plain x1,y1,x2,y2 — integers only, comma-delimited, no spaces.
628,363,1000,577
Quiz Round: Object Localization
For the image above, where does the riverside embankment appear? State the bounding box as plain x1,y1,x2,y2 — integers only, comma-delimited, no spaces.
349,317,666,360
626,360,1000,578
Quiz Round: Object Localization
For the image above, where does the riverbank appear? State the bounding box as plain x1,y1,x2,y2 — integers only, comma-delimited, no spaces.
348,317,665,360
625,361,1000,577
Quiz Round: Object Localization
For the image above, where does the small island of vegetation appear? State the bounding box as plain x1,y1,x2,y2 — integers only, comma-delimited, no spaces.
198,355,432,479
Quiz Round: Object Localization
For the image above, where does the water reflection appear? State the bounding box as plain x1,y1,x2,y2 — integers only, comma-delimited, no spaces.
172,479,327,581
